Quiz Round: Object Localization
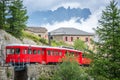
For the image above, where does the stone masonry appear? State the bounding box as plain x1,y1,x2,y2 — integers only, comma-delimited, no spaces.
0,67,14,80
27,64,58,80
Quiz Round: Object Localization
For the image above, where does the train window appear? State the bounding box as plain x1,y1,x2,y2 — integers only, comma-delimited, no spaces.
33,50,37,54
59,52,62,56
56,51,59,56
66,51,69,54
51,51,53,56
28,49,32,54
10,49,14,54
53,51,55,55
15,48,20,54
75,53,79,57
71,52,74,56
38,50,41,54
47,50,51,55
23,49,27,54
7,49,11,54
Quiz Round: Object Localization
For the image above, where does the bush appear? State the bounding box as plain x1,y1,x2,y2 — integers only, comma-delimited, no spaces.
39,38,48,45
52,54,89,80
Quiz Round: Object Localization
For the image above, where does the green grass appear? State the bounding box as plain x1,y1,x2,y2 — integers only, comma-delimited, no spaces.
51,40,71,47
22,31,40,43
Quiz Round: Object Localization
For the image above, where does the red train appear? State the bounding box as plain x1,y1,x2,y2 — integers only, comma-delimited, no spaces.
5,44,91,67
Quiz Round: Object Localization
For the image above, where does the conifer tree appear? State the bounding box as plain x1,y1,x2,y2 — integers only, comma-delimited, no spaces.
7,0,28,38
91,0,120,79
0,0,8,29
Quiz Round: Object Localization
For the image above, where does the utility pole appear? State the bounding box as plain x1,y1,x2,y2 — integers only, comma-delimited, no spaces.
48,32,51,46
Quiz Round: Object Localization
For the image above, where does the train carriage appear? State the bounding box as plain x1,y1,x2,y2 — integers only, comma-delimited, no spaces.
5,44,90,68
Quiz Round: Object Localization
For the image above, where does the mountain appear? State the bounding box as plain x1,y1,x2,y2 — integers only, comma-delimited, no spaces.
28,7,91,25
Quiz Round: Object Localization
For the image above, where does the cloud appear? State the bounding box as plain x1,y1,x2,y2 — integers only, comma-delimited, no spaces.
24,0,116,14
23,0,62,14
24,0,120,15
41,8,101,33
51,2,81,11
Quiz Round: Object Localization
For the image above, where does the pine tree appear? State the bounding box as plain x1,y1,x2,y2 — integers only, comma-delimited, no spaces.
91,0,120,79
0,0,8,29
7,0,28,38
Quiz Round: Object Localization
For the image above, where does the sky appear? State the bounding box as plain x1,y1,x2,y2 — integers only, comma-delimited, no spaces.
23,0,120,33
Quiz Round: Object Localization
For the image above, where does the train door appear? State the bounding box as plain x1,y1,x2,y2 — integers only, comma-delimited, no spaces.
31,47,36,62
41,48,46,64
21,47,30,63
14,47,21,63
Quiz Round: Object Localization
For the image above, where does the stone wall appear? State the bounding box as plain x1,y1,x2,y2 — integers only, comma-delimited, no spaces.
0,64,58,80
0,67,14,80
27,64,58,80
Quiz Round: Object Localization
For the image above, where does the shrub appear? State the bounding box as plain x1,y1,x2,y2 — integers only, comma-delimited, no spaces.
52,54,89,80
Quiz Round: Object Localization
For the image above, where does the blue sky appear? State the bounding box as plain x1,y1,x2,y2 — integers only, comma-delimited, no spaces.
23,0,120,32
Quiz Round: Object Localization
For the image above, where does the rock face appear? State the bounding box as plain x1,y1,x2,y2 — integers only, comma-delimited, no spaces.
0,30,22,44
0,30,22,65
22,38,37,45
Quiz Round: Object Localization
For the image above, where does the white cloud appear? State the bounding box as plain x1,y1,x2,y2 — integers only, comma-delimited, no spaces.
51,2,81,11
24,0,120,14
79,8,102,33
23,0,113,14
41,8,102,33
23,0,62,14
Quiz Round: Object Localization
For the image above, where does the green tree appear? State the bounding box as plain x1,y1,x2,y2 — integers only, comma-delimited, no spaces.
52,54,89,80
0,0,8,29
7,0,28,38
90,0,120,79
73,39,87,51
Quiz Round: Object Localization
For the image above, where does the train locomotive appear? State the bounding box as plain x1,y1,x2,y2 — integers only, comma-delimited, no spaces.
5,44,91,69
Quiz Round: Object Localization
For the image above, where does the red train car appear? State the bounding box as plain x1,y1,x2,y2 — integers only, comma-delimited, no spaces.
5,44,90,67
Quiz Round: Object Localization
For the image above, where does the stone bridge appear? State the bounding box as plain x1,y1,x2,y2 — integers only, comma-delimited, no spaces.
0,64,58,80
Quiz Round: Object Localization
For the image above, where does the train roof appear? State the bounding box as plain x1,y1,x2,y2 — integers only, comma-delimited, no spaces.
6,44,82,52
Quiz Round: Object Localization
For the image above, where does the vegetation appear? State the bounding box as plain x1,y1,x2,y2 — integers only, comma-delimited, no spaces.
7,70,11,78
23,31,48,44
39,38,48,45
0,0,28,38
73,39,87,51
52,54,89,80
51,40,70,47
7,0,28,38
38,75,52,80
0,0,8,29
22,31,40,43
90,0,120,79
